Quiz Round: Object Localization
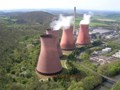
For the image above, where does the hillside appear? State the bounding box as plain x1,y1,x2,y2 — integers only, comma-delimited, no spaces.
0,11,55,89
0,11,54,58
0,11,54,25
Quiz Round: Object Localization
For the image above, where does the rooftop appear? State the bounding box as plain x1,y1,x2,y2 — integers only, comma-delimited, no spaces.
90,28,114,34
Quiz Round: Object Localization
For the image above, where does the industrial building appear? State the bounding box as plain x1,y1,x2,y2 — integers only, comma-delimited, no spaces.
112,50,120,58
76,24,90,45
91,28,114,35
46,29,63,57
36,34,62,75
102,47,112,54
60,26,75,50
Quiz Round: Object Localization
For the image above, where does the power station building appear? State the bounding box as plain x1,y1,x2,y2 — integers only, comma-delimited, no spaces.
36,34,62,75
76,24,90,45
60,26,75,50
46,29,63,57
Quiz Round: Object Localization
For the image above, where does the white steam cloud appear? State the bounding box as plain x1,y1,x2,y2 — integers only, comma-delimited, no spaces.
50,14,74,30
80,14,91,25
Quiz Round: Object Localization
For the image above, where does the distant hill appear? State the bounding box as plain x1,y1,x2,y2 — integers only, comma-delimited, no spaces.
0,11,4,14
4,11,54,25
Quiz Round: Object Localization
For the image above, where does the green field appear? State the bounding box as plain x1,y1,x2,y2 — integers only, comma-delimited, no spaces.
75,14,120,29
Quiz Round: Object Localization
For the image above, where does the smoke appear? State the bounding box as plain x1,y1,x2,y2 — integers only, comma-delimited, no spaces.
50,14,74,30
80,14,91,25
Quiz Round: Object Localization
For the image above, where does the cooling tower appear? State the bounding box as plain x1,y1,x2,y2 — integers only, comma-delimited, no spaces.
46,29,63,57
76,24,90,45
36,34,62,75
46,29,57,37
60,26,75,50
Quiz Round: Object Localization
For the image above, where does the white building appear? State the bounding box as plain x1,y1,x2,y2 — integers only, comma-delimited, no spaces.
112,50,120,58
102,47,112,54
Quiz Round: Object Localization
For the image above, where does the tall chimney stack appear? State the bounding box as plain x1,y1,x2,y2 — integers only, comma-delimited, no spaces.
60,26,75,50
73,7,76,34
46,29,63,57
36,34,62,75
76,24,90,45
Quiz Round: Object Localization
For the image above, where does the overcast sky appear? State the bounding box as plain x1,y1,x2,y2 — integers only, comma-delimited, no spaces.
0,0,120,11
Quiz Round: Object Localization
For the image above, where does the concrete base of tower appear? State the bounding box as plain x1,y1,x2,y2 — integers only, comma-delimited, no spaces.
36,68,63,76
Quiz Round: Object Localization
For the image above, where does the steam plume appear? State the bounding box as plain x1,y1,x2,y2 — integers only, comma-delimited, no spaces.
50,14,74,30
80,14,91,25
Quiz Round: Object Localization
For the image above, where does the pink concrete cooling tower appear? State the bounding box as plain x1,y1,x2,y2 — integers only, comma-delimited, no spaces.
46,29,63,57
36,34,62,75
60,26,75,50
76,24,90,45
